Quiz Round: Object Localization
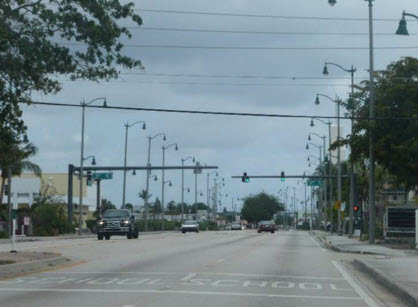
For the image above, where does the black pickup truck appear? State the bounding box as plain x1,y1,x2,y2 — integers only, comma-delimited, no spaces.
97,209,139,240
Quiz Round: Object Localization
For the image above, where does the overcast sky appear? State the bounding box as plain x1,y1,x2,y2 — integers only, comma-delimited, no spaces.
23,0,418,212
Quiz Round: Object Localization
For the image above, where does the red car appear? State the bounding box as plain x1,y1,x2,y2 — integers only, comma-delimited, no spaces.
257,221,275,233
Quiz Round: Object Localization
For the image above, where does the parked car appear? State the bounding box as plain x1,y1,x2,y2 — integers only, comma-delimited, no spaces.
231,223,242,230
181,220,199,233
97,209,138,240
257,221,275,233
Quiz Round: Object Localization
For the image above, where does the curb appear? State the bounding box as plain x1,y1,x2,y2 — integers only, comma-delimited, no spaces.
353,259,418,307
0,255,76,280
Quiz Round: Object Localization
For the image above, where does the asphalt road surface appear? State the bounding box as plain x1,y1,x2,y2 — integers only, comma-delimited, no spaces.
0,231,400,307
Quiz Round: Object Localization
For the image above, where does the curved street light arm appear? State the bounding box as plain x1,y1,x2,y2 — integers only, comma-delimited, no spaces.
307,142,322,149
316,93,341,104
83,155,95,161
325,62,356,74
309,132,326,140
150,133,166,140
308,155,320,162
83,97,106,106
182,156,194,163
126,120,146,128
163,143,178,150
312,118,332,126
403,11,418,20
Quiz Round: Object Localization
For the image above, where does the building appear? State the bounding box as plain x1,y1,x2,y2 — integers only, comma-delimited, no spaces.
1,172,97,210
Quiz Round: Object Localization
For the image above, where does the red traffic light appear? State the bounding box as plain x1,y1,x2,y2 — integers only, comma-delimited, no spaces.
353,205,359,212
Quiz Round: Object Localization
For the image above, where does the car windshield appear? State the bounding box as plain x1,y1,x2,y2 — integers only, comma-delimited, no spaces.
184,221,197,225
103,210,130,219
260,221,272,225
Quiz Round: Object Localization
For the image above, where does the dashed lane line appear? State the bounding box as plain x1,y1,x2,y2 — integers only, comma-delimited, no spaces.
0,287,364,300
332,261,379,307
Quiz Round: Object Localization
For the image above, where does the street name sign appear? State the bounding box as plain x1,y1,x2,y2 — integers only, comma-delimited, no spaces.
92,172,113,180
307,180,324,187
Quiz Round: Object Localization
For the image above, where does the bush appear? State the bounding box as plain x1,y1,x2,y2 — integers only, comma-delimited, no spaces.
0,231,8,239
32,204,74,236
198,221,218,231
136,220,181,231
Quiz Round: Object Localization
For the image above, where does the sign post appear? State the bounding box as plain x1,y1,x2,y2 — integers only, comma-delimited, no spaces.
416,210,418,249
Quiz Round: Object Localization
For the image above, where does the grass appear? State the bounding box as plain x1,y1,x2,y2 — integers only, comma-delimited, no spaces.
0,260,16,265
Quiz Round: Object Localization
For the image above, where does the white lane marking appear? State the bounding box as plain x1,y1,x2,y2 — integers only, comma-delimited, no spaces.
122,305,136,307
310,237,326,252
47,271,344,280
332,261,379,307
181,273,197,281
216,259,225,263
0,288,363,300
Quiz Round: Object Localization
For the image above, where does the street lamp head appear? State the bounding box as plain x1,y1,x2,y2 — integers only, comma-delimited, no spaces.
154,176,158,181
169,181,172,187
132,170,136,176
200,192,203,196
322,65,329,75
315,96,320,105
324,156,329,163
23,134,29,143
310,120,315,127
308,135,311,141
307,157,310,161
187,188,190,192
163,135,166,141
328,0,336,6
306,144,309,150
103,99,108,108
142,123,146,130
192,157,195,162
396,14,409,35
175,144,178,151
91,157,96,165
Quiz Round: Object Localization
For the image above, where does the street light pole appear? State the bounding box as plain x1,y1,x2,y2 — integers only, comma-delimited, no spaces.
367,0,376,244
145,133,166,232
162,144,178,230
181,156,194,222
122,121,146,208
78,97,106,235
207,171,218,221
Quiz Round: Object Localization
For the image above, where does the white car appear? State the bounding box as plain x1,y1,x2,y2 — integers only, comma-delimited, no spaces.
181,221,199,233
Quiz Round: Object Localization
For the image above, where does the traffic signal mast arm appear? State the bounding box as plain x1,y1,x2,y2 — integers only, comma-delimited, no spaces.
233,174,350,179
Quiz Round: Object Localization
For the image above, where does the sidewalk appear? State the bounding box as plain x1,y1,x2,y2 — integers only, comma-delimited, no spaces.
313,231,418,306
0,233,96,244
317,231,405,256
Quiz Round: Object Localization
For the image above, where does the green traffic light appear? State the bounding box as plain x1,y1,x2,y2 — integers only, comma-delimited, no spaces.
245,177,250,183
281,178,285,182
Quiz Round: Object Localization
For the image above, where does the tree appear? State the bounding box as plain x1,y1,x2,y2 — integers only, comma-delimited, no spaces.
101,198,116,213
166,201,176,217
241,192,284,223
151,198,162,215
337,57,418,193
1,0,143,184
190,202,207,214
125,203,133,211
0,142,41,205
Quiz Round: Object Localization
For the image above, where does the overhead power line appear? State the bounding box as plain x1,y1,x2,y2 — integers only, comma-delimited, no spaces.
62,42,418,51
135,8,414,22
135,27,418,36
20,101,418,121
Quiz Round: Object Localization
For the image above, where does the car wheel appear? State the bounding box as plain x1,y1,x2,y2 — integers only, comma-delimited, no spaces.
97,234,103,240
133,230,139,239
271,230,275,233
127,232,133,239
196,230,199,233
105,234,110,240
257,230,261,233
182,230,186,233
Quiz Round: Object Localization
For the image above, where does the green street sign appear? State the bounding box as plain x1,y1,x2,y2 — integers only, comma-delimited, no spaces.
307,180,324,187
92,172,113,180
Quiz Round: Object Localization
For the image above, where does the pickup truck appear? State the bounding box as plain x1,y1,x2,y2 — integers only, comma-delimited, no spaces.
97,209,139,240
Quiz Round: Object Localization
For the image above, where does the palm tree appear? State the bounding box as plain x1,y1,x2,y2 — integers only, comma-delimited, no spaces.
0,142,42,205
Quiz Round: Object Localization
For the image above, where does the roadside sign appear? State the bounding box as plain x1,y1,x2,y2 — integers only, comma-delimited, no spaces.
92,172,113,180
341,202,346,212
333,201,342,210
307,180,324,187
24,216,30,225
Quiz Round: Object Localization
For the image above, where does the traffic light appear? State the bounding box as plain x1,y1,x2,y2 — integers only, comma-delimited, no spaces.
353,205,360,213
86,171,92,186
280,171,285,182
242,172,250,183
4,184,8,196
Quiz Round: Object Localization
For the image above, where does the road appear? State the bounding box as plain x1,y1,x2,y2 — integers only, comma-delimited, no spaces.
0,230,401,307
